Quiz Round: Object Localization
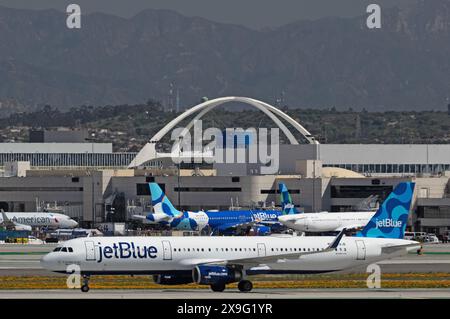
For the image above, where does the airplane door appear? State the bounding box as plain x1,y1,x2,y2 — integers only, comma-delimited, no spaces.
257,243,266,257
355,240,366,260
162,240,172,260
85,241,96,261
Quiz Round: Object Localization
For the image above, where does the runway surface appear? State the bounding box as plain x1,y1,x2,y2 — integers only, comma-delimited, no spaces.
1,243,450,299
0,288,449,299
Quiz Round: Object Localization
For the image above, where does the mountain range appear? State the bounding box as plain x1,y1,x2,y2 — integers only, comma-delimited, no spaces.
0,0,449,112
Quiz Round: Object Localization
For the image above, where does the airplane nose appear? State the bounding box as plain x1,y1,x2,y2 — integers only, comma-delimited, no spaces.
40,254,52,270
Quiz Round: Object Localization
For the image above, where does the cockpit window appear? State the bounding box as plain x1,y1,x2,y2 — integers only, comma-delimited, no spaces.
53,247,62,252
61,247,68,252
68,247,73,253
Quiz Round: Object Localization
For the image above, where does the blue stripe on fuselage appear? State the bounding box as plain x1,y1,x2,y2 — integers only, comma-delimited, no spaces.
205,210,281,229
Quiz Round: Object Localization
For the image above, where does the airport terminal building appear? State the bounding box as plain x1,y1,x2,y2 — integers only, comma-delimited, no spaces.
0,97,449,237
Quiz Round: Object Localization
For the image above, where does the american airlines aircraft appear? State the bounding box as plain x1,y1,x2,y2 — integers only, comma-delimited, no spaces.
0,211,78,230
41,182,418,293
277,184,388,232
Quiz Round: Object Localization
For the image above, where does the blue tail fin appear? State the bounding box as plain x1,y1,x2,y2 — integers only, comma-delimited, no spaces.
279,183,299,215
355,182,415,239
149,183,183,217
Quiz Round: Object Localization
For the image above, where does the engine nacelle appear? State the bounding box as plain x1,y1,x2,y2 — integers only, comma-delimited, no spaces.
192,265,242,285
253,225,271,235
153,274,193,285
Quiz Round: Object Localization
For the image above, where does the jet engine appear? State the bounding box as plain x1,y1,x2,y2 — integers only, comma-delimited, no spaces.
152,274,193,285
192,265,243,285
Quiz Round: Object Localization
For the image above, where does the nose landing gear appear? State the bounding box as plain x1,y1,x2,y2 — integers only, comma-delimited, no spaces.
80,275,90,292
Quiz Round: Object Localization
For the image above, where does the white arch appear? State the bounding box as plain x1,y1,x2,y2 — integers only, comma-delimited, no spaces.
171,100,300,153
129,96,318,168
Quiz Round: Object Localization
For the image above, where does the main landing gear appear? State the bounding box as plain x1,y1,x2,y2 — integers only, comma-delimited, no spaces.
80,275,90,293
238,280,253,292
209,280,253,293
210,283,226,292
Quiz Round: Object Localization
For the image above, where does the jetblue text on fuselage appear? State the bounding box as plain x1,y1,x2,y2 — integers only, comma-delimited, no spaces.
251,212,277,220
97,242,158,263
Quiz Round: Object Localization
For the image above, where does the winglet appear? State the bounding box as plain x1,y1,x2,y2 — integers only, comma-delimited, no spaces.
329,228,346,250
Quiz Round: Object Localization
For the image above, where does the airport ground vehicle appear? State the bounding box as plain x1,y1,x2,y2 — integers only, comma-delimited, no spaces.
442,231,450,243
423,233,440,244
41,182,419,293
404,232,439,243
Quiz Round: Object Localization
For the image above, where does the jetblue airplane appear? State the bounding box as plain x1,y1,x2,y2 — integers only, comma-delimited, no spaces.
41,182,419,293
277,185,395,233
132,183,296,234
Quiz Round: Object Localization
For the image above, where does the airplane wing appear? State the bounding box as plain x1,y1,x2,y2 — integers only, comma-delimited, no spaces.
187,229,346,267
335,225,363,232
381,242,421,255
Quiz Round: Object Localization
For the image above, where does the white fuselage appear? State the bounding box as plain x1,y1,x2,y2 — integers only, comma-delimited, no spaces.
0,212,78,229
279,211,375,232
41,235,419,275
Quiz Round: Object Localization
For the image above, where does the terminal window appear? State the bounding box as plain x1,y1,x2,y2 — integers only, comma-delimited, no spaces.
331,185,393,199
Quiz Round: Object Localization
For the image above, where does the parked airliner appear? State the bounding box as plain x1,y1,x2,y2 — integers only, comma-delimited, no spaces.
0,211,78,230
41,182,419,293
133,183,296,234
277,184,386,232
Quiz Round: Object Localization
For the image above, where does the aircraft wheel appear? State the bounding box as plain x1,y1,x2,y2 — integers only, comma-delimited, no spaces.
238,280,253,292
81,285,90,293
210,283,226,292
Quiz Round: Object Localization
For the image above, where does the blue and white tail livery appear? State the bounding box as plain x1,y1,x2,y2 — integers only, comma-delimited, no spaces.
149,183,183,218
279,183,299,215
356,182,415,239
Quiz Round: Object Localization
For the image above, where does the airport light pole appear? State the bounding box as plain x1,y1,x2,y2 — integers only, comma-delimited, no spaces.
85,137,95,228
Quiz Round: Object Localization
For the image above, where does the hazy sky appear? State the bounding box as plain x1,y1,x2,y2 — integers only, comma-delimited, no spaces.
0,0,414,29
